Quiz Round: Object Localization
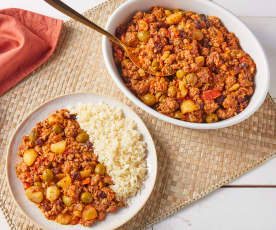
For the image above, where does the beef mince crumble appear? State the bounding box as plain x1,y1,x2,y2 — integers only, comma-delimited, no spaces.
113,6,256,123
16,110,124,226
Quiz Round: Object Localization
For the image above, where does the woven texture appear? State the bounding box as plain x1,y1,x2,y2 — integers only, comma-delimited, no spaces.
1,0,276,229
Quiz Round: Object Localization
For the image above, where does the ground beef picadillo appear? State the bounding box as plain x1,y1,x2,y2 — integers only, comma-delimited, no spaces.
113,6,256,123
16,109,124,226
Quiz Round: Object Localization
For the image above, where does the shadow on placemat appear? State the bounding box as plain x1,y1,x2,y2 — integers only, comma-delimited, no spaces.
0,0,276,229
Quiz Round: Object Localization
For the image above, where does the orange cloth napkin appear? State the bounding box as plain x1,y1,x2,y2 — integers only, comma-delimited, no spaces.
0,8,63,96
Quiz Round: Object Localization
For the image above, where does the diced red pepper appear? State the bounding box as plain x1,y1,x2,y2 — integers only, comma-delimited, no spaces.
240,57,248,63
24,182,31,189
82,178,91,185
202,89,221,100
114,46,124,62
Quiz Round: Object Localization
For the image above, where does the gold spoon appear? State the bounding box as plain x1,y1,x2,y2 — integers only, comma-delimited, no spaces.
44,0,174,76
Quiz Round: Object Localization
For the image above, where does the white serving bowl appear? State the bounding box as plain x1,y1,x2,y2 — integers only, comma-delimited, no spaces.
102,0,270,129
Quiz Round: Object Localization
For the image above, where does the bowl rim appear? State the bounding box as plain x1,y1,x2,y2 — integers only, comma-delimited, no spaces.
5,92,158,230
102,0,270,129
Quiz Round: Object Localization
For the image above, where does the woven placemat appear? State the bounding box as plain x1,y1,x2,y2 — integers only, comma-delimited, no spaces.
1,0,276,229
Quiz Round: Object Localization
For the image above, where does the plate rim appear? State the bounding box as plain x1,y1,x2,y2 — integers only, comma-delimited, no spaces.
5,92,157,230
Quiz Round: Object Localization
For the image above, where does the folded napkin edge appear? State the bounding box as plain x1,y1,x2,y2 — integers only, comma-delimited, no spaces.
0,8,64,96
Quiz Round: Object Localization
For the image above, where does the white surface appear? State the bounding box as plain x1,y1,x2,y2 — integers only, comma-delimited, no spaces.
241,17,276,98
231,156,276,185
103,0,269,130
0,0,276,229
154,188,276,230
6,94,157,230
213,0,276,17
0,212,9,230
0,0,96,20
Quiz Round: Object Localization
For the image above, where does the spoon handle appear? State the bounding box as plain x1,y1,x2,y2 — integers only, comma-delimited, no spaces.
44,0,122,46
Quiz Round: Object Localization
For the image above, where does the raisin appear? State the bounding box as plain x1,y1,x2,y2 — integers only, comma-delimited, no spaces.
41,202,51,211
199,14,207,22
216,95,225,105
166,75,174,81
194,20,202,29
72,171,81,180
241,101,249,108
213,68,219,74
56,199,63,207
199,102,204,111
115,24,127,37
240,62,249,68
238,95,250,104
179,30,187,40
35,138,44,146
69,114,77,120
154,42,162,53
85,141,93,150
98,190,107,198
236,105,241,113
237,97,245,103
52,168,61,174
202,39,211,48
234,66,241,73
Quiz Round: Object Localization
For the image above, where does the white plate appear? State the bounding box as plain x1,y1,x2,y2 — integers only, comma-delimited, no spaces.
6,93,157,230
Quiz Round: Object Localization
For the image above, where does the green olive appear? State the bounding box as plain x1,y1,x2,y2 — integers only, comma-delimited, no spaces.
176,69,185,79
137,31,149,42
195,56,205,67
62,195,73,207
80,192,93,203
152,59,159,68
121,59,130,67
168,86,177,97
159,95,166,102
174,112,185,119
80,169,92,178
151,59,160,72
186,73,197,86
206,113,218,123
94,163,106,176
138,20,149,31
155,92,163,101
52,124,63,134
76,132,89,143
165,10,172,16
34,181,42,187
161,51,170,60
42,169,54,182
192,30,204,40
29,129,38,142
142,94,156,106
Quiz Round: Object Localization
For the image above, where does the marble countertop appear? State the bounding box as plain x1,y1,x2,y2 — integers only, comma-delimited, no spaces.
1,0,276,229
